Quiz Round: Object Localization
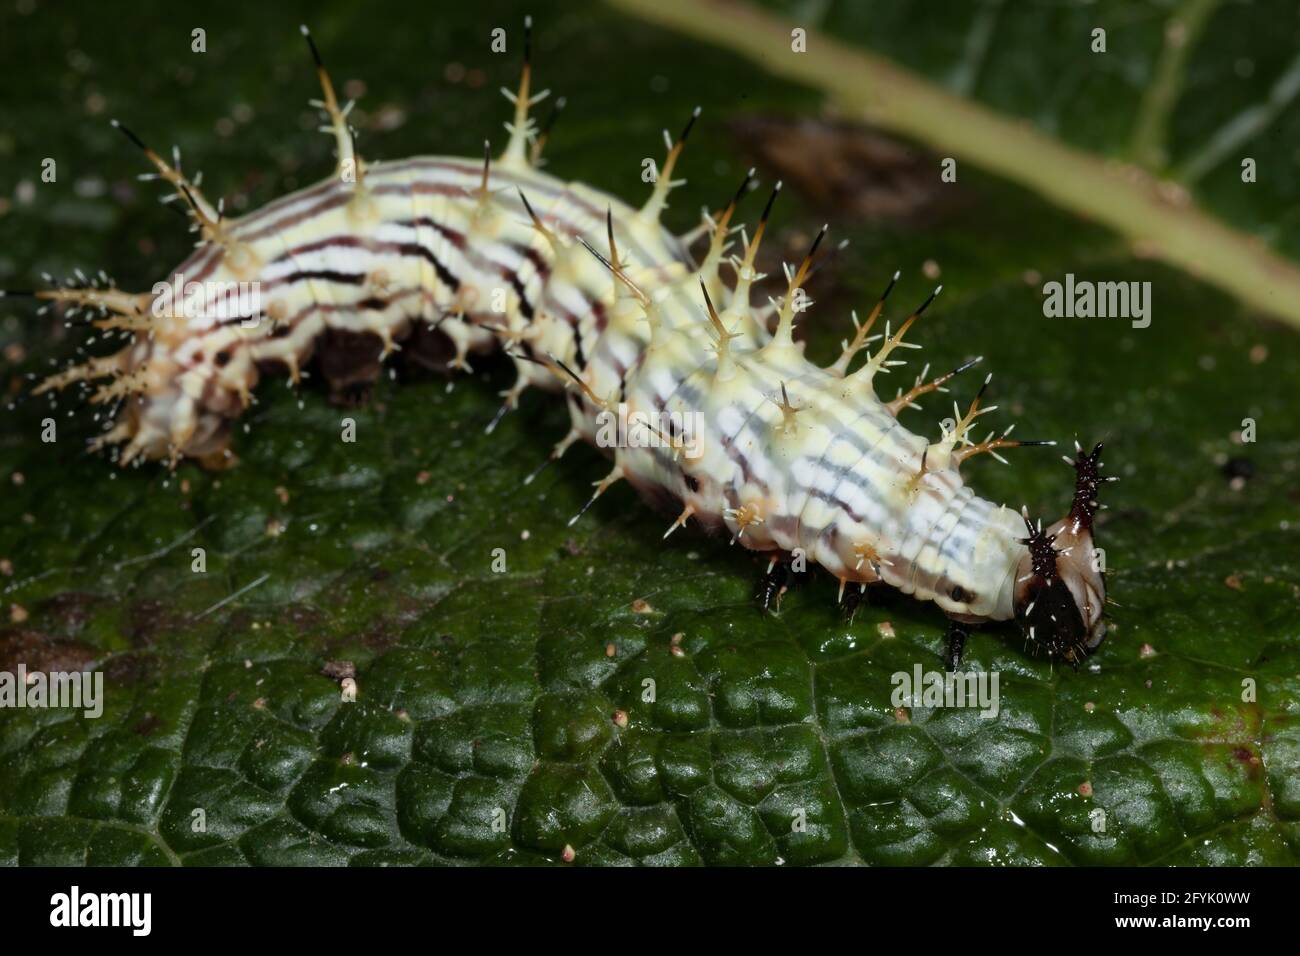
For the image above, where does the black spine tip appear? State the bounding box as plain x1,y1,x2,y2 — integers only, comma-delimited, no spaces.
877,271,900,304
110,119,148,153
699,279,717,316
929,356,981,389
913,285,942,317
508,349,545,368
300,25,323,68
552,354,584,389
758,181,782,225
523,16,532,64
806,224,829,259
538,96,566,137
606,207,617,248
730,168,756,208
179,183,206,215
517,187,537,220
678,107,701,145
577,236,614,273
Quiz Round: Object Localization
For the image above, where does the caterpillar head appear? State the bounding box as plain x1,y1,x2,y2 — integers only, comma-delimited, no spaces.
1013,443,1109,666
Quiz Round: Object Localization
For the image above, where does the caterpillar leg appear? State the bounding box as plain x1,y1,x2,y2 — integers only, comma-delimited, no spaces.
944,620,970,672
838,579,867,624
755,556,789,614
483,342,537,434
316,327,386,406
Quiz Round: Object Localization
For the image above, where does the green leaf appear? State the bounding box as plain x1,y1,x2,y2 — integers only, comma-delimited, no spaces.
1,0,1298,866
616,0,1300,330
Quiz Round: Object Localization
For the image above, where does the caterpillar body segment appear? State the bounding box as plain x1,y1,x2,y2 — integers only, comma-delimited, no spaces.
20,24,1109,664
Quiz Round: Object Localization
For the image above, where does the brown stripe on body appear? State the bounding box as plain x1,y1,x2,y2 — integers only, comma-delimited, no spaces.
265,230,461,294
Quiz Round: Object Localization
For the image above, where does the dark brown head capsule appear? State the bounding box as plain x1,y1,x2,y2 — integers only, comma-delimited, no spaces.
1012,442,1110,666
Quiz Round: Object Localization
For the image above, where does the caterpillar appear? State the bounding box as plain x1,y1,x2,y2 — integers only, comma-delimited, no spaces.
12,19,1113,669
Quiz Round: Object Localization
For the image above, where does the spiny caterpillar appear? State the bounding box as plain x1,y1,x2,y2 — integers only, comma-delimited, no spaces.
12,20,1114,668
